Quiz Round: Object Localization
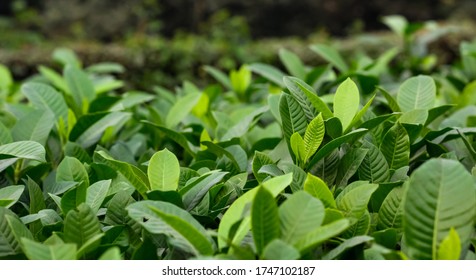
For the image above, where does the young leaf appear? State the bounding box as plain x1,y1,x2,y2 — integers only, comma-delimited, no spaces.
252,187,280,255
303,114,325,163
437,228,461,260
304,173,336,208
397,75,436,112
333,78,360,131
290,132,305,164
148,149,180,192
403,159,476,260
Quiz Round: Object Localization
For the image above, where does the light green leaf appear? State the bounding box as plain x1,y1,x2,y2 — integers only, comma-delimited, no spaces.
166,92,201,128
279,49,306,79
252,187,280,255
249,63,286,87
0,186,24,208
334,78,360,131
0,122,12,145
310,44,349,72
380,122,410,170
303,114,325,163
203,65,232,90
403,159,476,260
86,180,111,214
290,132,306,164
0,208,25,257
252,151,275,183
148,149,180,192
280,191,325,244
38,66,68,93
437,228,462,260
0,64,13,90
99,247,123,260
304,173,336,208
397,75,436,112
22,238,77,260
57,156,89,206
263,239,300,260
230,65,251,95
336,181,378,221
53,48,81,68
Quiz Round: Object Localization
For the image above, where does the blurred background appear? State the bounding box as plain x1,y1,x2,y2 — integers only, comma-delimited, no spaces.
1,0,476,88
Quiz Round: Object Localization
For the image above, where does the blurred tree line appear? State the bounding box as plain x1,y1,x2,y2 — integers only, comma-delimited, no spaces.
1,0,475,41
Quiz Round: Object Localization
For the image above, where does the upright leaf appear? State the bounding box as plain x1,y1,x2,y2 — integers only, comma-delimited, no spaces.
380,122,410,170
279,49,306,79
252,187,279,255
22,83,68,123
304,173,336,208
64,65,95,111
279,94,307,144
64,204,101,250
333,78,360,131
303,114,325,163
11,109,55,146
22,238,76,260
310,44,349,73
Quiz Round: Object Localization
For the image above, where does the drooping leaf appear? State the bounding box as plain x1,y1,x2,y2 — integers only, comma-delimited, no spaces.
148,149,180,192
403,159,476,260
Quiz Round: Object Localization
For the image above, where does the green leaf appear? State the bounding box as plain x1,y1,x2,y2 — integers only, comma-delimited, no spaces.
378,186,404,230
336,181,378,221
22,238,77,260
180,171,228,211
403,159,476,260
148,149,180,192
334,78,360,131
358,141,390,183
0,64,13,90
0,186,24,208
22,82,69,123
38,66,68,93
11,109,55,146
307,128,368,170
166,92,201,128
230,65,251,95
380,122,410,170
105,191,137,226
304,173,336,208
203,65,232,90
127,201,215,256
336,148,368,187
283,76,333,119
0,208,24,257
263,239,300,260
323,236,373,260
252,151,275,183
53,48,81,68
293,219,350,253
279,49,306,79
99,247,123,260
141,121,196,156
310,44,349,73
279,94,307,145
0,122,12,145
437,228,461,260
64,65,95,111
57,156,89,206
86,180,111,214
303,114,325,163
397,75,436,112
69,112,131,148
252,187,280,255
64,204,101,251
377,86,401,112
218,173,292,249
26,178,45,214
249,63,286,87
94,151,150,198
279,191,325,244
